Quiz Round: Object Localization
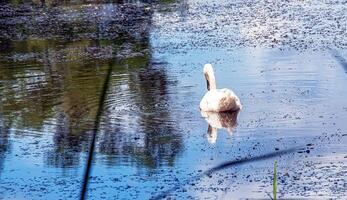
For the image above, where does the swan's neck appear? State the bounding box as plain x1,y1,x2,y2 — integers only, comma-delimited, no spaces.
207,125,217,144
205,71,216,91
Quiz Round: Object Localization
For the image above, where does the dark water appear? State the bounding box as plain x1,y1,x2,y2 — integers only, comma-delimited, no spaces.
1,0,347,199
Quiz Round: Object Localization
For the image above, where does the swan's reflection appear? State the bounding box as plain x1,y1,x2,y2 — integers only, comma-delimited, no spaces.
200,110,240,144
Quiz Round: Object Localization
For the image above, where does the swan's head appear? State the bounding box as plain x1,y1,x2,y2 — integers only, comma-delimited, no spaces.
203,63,214,73
203,63,216,91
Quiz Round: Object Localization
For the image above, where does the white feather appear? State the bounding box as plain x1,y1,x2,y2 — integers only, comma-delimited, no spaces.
200,64,242,112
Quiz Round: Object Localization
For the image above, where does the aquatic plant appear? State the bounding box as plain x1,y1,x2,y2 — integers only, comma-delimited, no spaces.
273,160,277,200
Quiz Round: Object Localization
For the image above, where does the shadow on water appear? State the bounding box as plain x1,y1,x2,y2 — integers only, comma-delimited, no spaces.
329,48,347,72
151,147,301,200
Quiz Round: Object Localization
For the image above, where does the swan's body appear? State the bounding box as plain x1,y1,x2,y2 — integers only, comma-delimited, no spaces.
199,64,242,112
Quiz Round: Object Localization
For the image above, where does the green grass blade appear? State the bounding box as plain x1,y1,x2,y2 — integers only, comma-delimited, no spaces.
273,160,277,200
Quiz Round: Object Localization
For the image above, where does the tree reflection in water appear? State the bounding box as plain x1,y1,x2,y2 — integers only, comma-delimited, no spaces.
0,121,11,175
0,0,182,171
99,61,182,169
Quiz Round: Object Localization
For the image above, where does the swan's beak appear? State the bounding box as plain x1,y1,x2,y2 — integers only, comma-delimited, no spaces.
205,73,210,91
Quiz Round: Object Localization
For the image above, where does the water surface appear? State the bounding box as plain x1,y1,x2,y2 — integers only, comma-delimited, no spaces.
1,0,347,199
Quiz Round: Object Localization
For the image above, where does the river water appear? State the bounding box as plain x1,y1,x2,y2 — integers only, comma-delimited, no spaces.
0,0,347,199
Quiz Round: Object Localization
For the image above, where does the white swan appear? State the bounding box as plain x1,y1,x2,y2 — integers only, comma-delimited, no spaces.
199,64,242,112
201,111,239,144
